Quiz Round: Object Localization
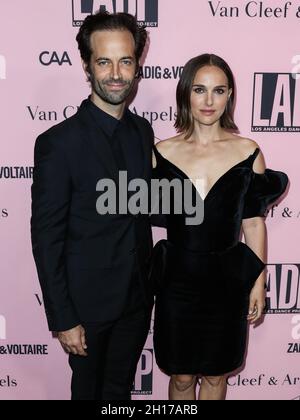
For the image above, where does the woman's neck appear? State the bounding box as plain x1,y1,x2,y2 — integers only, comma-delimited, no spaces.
188,123,228,147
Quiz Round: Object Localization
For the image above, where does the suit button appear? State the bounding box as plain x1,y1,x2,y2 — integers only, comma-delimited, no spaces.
130,248,136,254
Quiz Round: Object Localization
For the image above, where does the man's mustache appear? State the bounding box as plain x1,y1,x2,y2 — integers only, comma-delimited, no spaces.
104,79,130,86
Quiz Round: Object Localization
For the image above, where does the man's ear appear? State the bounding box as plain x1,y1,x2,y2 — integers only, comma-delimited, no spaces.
82,59,91,80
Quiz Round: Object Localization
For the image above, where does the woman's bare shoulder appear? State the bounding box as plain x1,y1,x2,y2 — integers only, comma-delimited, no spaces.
228,135,260,155
232,136,265,173
155,134,183,153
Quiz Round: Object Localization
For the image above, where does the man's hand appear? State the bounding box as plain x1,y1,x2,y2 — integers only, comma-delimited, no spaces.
58,325,88,356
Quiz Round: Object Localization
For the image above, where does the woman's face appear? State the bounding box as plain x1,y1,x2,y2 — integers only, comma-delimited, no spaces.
190,65,232,127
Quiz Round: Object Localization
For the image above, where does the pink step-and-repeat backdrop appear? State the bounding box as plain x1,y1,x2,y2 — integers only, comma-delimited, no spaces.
0,0,299,400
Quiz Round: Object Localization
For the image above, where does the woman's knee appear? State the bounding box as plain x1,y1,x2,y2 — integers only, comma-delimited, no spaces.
171,375,196,392
202,375,225,388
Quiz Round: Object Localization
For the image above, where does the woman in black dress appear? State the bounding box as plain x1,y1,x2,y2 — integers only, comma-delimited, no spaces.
151,54,288,400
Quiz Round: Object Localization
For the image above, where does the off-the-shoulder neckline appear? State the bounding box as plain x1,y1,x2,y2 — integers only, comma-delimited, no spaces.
153,146,260,201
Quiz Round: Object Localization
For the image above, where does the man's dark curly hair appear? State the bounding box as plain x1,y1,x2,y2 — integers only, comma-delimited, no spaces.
76,11,147,69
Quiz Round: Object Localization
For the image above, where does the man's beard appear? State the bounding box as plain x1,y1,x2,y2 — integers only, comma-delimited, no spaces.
90,72,134,105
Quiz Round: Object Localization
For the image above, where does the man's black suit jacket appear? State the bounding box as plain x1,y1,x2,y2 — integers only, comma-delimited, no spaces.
31,99,154,332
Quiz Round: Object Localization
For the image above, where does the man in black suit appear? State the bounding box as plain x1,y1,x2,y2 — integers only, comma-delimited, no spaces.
31,11,154,400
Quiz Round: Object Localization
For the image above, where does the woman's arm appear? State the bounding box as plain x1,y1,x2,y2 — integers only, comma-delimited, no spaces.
242,217,267,324
152,150,157,168
242,147,267,324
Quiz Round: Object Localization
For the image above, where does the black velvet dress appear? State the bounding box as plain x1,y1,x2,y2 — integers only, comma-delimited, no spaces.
151,146,288,376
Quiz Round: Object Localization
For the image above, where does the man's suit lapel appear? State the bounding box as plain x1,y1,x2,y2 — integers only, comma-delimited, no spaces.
77,100,120,184
77,100,152,186
127,111,152,182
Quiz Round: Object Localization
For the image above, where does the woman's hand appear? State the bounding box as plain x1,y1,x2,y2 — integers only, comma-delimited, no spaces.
248,282,266,324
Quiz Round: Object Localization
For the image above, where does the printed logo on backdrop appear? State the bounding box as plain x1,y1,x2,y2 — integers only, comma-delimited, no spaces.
265,264,300,314
132,349,153,395
1,209,8,218
0,315,6,340
0,167,33,179
227,373,266,387
0,55,6,80
0,344,48,356
228,373,300,389
72,0,159,27
288,315,300,354
0,316,48,355
27,105,80,122
26,103,175,126
131,106,177,126
39,51,72,66
252,73,300,132
0,376,17,388
265,204,299,220
208,1,298,19
35,293,43,307
292,55,300,79
138,66,184,80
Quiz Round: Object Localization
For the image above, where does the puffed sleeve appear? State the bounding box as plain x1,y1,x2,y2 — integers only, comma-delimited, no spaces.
242,169,289,219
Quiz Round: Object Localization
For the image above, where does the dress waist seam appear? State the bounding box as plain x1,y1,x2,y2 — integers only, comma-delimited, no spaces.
167,241,239,256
